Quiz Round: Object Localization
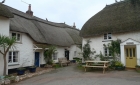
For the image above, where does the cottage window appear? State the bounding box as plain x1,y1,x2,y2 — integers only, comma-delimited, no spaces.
104,33,112,40
104,47,111,56
74,51,77,56
12,32,21,42
8,51,19,64
53,52,58,60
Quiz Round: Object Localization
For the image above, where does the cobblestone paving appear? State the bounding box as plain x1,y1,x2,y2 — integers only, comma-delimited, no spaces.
13,65,140,85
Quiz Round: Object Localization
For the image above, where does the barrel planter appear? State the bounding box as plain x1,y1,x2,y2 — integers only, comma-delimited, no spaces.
17,68,26,75
29,66,36,73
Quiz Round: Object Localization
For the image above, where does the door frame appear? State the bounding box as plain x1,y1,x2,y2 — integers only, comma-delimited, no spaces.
120,38,140,68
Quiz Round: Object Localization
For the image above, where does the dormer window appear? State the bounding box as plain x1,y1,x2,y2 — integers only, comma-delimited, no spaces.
12,32,21,42
104,33,112,40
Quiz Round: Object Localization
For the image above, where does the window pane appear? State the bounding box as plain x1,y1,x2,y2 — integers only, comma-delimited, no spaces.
109,49,111,56
130,48,132,57
133,48,135,57
8,56,12,63
108,33,112,39
104,48,107,56
17,34,20,41
12,33,16,37
9,52,11,55
9,51,18,63
126,48,128,57
104,34,107,39
53,53,57,60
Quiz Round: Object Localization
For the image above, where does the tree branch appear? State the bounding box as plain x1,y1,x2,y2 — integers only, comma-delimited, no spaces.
0,50,4,55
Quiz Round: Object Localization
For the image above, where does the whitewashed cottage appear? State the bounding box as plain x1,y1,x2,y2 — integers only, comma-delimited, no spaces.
80,1,140,68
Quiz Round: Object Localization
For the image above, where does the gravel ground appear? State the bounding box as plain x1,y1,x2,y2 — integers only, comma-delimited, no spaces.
12,65,140,85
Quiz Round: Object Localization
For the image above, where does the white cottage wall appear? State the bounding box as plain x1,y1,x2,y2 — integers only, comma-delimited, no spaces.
39,51,46,65
69,45,82,60
8,33,34,69
0,16,10,75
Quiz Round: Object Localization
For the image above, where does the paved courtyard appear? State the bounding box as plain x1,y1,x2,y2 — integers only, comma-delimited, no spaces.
13,65,140,85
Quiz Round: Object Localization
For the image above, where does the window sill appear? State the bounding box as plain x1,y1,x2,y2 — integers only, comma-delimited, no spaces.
102,39,113,42
15,42,22,44
8,63,19,66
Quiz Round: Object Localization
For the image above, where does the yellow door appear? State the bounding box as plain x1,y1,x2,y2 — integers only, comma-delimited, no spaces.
125,47,137,68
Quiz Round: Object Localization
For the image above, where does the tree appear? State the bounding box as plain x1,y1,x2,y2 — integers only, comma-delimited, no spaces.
44,46,56,65
0,35,16,75
82,40,95,61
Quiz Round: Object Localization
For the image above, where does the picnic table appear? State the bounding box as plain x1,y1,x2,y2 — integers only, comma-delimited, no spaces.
83,61,109,74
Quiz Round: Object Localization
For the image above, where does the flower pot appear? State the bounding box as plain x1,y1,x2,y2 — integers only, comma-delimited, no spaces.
17,70,25,75
17,67,26,75
115,66,125,70
29,67,36,73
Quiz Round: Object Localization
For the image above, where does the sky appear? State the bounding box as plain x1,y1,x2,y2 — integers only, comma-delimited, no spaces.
4,0,117,29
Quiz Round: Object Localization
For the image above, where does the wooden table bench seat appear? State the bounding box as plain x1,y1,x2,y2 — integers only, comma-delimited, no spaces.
83,61,109,74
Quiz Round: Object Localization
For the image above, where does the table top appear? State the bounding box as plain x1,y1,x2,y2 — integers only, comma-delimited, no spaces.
85,61,109,63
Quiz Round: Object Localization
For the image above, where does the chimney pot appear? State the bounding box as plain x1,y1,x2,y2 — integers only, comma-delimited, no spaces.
73,22,76,28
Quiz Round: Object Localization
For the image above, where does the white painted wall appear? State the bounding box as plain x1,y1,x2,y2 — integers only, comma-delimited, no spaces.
0,16,10,75
37,50,46,65
8,32,34,69
69,45,82,60
82,31,140,65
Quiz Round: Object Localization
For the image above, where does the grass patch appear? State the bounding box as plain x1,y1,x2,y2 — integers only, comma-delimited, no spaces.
53,63,61,69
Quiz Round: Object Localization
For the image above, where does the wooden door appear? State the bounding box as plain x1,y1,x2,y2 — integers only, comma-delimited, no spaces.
125,47,137,68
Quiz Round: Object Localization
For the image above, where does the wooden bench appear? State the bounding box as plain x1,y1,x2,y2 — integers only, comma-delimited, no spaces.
83,61,109,74
58,57,70,67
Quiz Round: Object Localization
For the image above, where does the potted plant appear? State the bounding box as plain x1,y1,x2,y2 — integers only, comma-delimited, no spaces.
135,65,140,72
29,66,36,73
17,67,26,75
114,61,125,70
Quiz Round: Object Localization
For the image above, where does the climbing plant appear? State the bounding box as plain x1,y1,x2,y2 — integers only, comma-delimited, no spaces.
44,46,56,65
82,40,95,61
104,39,121,61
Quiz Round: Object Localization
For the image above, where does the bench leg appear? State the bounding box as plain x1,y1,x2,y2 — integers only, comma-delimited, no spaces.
103,68,105,74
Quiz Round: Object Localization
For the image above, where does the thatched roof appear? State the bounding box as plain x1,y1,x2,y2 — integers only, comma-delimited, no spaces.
0,3,13,18
80,1,140,37
4,4,81,46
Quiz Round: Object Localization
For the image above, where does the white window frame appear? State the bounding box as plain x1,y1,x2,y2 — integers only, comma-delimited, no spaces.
11,32,22,42
8,51,19,65
104,33,112,40
104,47,111,57
52,52,58,60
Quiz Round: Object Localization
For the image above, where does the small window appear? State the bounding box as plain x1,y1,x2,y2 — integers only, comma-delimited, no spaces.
8,51,19,64
12,32,21,42
104,47,111,56
104,33,112,40
52,52,58,60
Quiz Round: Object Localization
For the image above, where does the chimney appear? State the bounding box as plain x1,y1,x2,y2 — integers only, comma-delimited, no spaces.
73,22,76,28
26,4,33,16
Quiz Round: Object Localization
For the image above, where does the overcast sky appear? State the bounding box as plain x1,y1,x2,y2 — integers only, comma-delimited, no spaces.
4,0,117,29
